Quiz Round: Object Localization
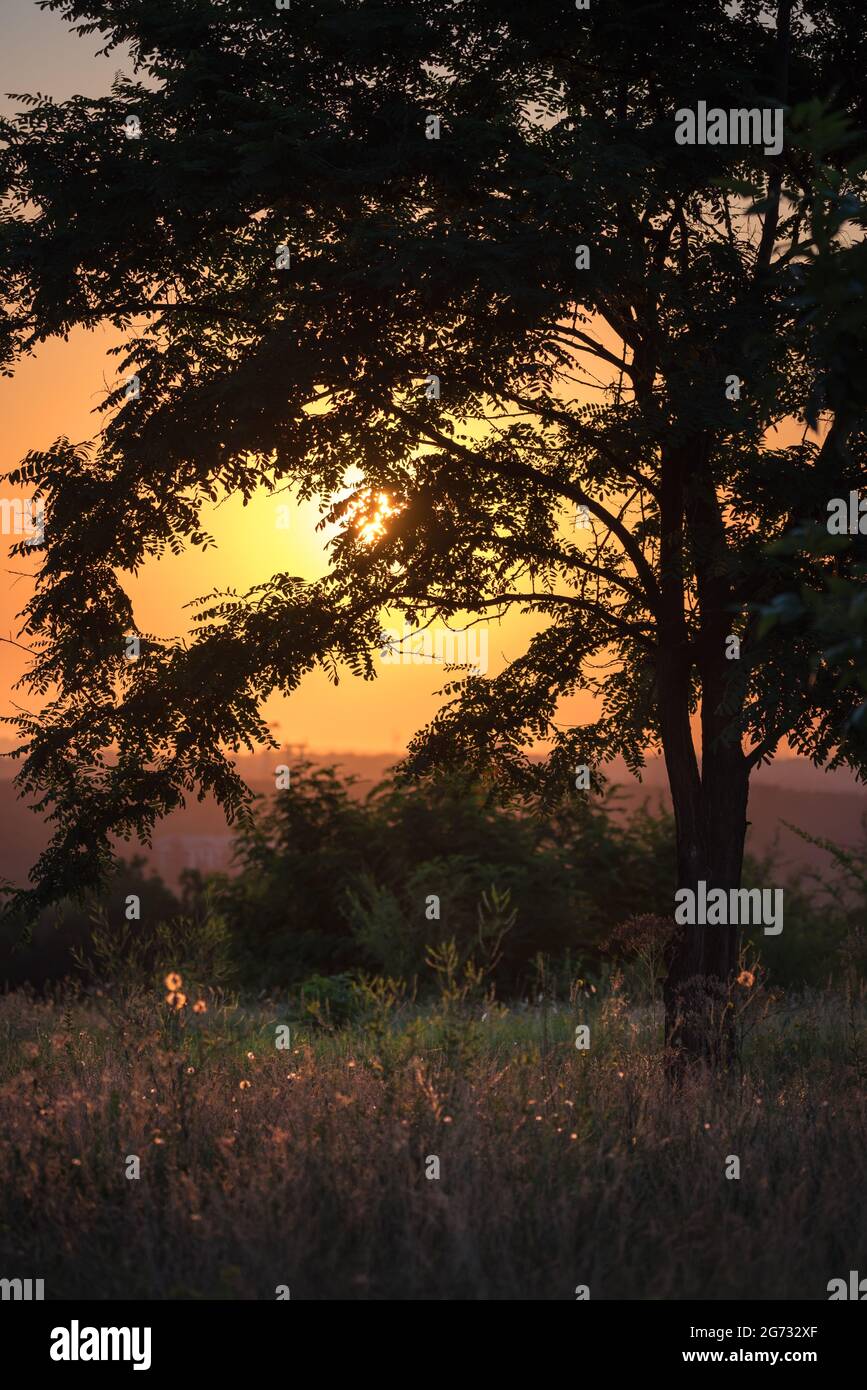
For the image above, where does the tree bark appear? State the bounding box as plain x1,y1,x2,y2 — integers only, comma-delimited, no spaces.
658,439,751,1071
662,761,749,1072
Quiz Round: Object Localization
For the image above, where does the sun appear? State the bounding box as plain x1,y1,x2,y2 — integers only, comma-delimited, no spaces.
349,489,400,546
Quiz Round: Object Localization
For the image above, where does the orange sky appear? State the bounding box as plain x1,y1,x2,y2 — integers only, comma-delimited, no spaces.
0,319,581,755
0,0,813,766
0,0,590,759
1,325,810,761
0,2,555,761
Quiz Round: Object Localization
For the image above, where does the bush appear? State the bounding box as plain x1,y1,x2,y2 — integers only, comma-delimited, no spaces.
0,857,180,991
210,764,678,992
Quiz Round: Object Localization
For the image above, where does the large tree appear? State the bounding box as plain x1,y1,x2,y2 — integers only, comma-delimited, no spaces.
1,0,866,1061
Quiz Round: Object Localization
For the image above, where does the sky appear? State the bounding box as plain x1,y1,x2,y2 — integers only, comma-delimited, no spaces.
0,0,581,758
0,0,824,772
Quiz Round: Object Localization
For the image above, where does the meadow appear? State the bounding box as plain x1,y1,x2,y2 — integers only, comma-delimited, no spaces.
1,959,863,1301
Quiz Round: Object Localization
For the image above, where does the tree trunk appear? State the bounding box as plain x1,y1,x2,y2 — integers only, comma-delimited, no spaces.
655,435,752,1071
663,755,749,1072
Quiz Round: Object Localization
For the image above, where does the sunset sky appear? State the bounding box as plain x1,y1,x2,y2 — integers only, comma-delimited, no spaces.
0,0,573,757
0,1,813,766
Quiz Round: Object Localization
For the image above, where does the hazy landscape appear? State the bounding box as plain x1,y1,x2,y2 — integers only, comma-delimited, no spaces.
2,750,863,892
1,0,866,1318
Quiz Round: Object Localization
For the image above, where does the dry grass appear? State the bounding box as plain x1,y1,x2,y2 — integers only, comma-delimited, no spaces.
0,981,864,1300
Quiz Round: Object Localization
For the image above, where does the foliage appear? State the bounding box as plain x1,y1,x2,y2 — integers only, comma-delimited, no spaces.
2,2,867,919
761,819,867,988
0,856,180,989
206,762,677,989
756,105,867,731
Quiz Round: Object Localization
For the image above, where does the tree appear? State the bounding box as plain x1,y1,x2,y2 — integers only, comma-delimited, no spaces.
1,0,866,1063
758,116,867,728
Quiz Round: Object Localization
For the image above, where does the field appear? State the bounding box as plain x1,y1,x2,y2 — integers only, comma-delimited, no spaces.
1,970,864,1301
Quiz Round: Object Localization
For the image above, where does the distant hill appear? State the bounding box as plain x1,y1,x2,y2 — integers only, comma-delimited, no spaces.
0,750,863,891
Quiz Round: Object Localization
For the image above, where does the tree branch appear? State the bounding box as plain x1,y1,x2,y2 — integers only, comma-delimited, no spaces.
754,0,792,278
476,592,655,648
389,404,662,615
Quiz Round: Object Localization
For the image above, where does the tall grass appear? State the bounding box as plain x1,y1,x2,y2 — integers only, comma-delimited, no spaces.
0,971,863,1300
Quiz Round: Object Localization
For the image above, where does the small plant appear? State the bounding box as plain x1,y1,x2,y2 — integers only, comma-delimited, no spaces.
604,913,676,1008
351,972,410,1018
296,972,363,1030
425,884,516,1010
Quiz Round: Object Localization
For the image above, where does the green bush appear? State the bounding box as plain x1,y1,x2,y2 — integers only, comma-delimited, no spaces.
207,763,677,991
4,765,859,997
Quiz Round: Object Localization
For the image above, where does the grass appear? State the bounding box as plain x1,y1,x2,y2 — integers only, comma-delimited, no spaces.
0,974,864,1300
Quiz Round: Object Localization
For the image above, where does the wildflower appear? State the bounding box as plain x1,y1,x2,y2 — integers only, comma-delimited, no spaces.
165,991,187,1010
193,1000,207,1014
186,1066,196,1075
247,1051,255,1060
737,969,755,988
165,972,183,991
239,1080,251,1090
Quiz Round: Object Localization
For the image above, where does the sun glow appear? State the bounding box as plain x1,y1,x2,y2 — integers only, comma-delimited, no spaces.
348,489,400,545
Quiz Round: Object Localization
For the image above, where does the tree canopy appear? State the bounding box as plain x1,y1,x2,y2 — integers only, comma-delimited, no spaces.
1,0,866,939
